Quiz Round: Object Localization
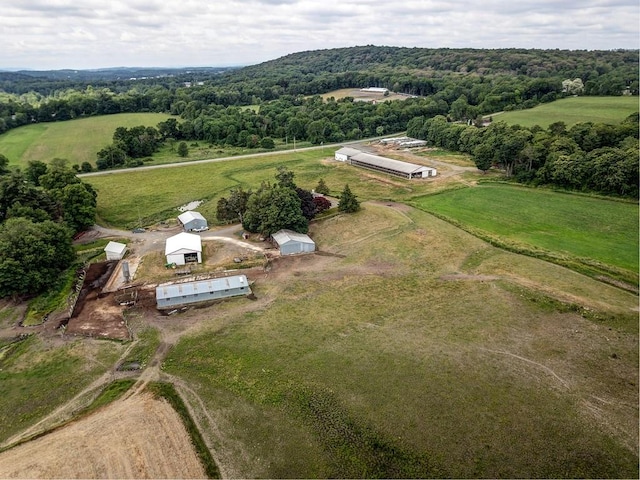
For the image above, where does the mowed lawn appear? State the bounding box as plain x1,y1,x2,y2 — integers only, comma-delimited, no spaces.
492,96,639,128
164,205,638,478
0,113,171,168
412,184,639,274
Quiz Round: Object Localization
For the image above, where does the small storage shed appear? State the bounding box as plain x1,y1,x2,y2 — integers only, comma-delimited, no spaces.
178,211,208,232
165,232,202,266
272,229,316,255
104,241,127,261
156,275,251,309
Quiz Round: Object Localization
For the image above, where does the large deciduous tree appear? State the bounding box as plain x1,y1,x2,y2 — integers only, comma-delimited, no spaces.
216,187,252,223
0,217,75,297
242,186,308,236
57,183,97,233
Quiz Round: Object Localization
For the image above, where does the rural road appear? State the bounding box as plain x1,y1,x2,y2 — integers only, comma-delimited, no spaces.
77,138,380,177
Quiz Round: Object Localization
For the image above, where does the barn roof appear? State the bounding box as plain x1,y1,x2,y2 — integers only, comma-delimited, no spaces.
336,147,432,174
156,275,249,300
335,147,362,157
104,241,126,254
165,232,202,255
178,210,206,224
350,151,430,175
272,229,315,246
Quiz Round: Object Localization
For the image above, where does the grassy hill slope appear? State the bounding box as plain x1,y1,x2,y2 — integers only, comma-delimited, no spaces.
489,96,638,128
0,113,171,168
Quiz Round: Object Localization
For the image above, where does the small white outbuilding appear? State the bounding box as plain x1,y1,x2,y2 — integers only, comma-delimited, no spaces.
165,232,202,266
104,241,127,261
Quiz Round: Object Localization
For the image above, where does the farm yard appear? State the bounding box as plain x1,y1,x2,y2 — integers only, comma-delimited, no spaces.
0,99,638,477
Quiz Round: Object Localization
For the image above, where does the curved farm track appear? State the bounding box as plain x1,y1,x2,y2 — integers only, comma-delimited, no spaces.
0,320,216,478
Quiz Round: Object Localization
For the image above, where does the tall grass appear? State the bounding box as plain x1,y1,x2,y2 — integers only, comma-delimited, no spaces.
0,335,122,445
163,206,638,478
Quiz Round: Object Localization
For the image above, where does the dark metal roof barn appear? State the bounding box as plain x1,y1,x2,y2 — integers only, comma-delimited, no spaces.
156,274,251,309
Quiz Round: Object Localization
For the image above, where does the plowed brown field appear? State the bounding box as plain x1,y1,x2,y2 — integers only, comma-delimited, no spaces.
0,393,205,479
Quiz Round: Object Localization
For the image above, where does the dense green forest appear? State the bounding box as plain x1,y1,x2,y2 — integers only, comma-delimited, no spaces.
0,46,637,137
408,113,639,198
0,156,97,297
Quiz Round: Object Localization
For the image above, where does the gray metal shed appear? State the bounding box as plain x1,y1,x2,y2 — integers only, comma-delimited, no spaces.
156,274,251,309
177,211,208,232
272,229,316,255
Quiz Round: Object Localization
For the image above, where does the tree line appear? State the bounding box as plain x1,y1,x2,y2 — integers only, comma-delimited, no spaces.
0,156,97,297
407,113,639,198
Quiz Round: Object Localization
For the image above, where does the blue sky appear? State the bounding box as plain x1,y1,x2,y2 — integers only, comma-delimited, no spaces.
1,0,638,70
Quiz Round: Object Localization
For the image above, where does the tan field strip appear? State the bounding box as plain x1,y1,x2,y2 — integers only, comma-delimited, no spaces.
0,393,205,479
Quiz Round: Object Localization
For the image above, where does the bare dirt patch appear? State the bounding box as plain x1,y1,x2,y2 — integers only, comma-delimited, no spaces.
0,392,206,479
65,261,129,340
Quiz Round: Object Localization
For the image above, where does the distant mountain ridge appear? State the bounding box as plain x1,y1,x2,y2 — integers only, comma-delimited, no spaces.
0,66,237,82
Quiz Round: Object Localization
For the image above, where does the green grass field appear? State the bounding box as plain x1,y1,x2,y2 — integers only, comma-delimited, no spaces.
412,184,639,276
85,149,428,228
86,153,638,285
2,101,639,477
163,204,638,478
0,113,171,168
491,96,639,128
0,335,122,445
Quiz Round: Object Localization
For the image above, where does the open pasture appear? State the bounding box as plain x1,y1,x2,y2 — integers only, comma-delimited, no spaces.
0,335,123,446
412,184,639,277
163,204,638,478
320,87,412,102
84,150,439,228
0,113,171,168
491,96,638,128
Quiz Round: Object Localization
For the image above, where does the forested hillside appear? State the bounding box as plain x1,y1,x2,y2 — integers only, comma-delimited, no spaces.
1,46,637,135
0,46,638,197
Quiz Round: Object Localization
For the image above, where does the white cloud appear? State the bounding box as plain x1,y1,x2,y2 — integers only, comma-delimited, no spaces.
0,0,637,69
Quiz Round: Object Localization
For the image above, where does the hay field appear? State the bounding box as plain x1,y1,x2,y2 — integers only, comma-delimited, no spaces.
0,392,206,479
0,113,171,168
164,203,638,478
491,96,638,128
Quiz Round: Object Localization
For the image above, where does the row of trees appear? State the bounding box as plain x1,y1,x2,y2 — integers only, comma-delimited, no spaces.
216,167,359,236
407,114,639,198
0,156,97,297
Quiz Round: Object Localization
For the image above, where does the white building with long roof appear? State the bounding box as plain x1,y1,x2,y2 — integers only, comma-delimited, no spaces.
335,147,436,179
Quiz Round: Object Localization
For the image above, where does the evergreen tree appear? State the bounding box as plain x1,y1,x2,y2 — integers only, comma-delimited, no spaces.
315,178,330,195
338,184,360,213
177,141,189,157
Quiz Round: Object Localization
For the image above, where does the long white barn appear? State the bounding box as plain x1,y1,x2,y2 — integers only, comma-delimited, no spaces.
335,147,436,179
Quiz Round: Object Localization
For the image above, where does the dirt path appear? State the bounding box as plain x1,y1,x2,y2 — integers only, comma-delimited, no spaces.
0,340,138,450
